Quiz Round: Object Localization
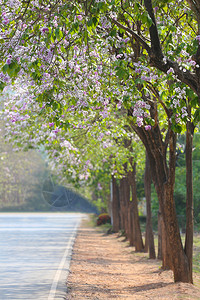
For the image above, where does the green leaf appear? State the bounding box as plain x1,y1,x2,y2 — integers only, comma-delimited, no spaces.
92,17,98,26
194,109,200,123
61,46,66,53
55,28,63,40
190,96,198,107
0,81,5,91
116,67,129,80
172,124,182,133
2,64,9,74
87,19,93,27
135,78,144,84
146,15,153,27
110,29,117,37
64,121,70,129
141,12,153,28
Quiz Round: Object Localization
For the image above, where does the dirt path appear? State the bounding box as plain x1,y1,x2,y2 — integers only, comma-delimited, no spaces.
66,223,200,299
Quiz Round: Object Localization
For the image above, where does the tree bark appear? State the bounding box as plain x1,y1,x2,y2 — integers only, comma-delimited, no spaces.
133,124,192,282
111,176,121,232
144,152,156,259
128,200,136,246
119,178,125,232
128,163,144,252
124,176,130,238
184,115,194,283
119,177,129,237
160,215,172,270
157,209,162,260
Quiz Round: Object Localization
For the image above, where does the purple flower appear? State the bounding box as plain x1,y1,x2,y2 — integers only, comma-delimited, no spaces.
175,114,180,123
137,117,143,127
49,122,54,127
124,37,130,43
167,67,174,74
6,58,12,65
53,129,60,134
154,6,159,13
196,35,200,44
41,27,49,34
135,68,141,73
2,17,9,25
196,35,200,41
97,183,102,190
77,15,83,21
145,125,151,131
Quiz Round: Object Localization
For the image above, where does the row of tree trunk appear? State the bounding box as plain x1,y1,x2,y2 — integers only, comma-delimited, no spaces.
110,120,194,283
111,160,154,255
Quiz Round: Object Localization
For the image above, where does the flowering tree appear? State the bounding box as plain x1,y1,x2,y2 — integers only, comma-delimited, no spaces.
0,0,200,282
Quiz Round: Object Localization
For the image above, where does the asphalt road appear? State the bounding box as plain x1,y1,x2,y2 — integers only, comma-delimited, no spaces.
0,213,84,300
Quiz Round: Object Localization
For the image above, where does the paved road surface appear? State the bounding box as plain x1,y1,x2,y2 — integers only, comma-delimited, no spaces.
0,213,84,299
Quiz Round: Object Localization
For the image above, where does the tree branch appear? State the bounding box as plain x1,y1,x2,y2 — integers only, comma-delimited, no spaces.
110,18,151,54
146,81,172,119
144,0,163,59
150,58,198,96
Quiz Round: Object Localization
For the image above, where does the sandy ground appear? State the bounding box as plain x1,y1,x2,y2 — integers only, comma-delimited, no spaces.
66,223,200,299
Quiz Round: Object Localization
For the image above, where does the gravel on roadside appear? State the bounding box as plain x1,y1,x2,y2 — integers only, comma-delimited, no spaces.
66,222,200,299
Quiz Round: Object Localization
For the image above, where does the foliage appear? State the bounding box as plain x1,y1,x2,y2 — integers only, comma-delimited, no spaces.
174,133,200,225
1,0,199,180
0,121,49,209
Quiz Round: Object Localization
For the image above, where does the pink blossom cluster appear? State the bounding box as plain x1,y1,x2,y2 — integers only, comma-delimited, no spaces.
132,100,151,127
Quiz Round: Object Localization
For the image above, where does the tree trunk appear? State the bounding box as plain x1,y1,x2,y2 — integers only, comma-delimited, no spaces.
128,200,136,246
144,152,156,259
119,177,129,237
119,178,125,232
127,200,132,243
128,163,144,252
124,176,130,238
160,215,172,270
133,124,192,282
184,116,194,283
119,172,137,245
157,209,162,260
111,176,121,232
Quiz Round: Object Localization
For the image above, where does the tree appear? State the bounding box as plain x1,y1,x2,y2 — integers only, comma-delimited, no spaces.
0,121,49,210
0,0,200,283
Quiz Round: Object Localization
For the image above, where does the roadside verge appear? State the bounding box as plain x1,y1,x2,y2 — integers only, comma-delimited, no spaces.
66,221,200,299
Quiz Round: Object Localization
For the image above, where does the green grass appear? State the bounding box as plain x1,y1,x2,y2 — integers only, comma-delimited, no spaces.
193,235,200,274
153,233,200,279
